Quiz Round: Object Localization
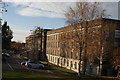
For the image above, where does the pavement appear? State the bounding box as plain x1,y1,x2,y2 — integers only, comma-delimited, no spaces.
2,54,36,72
2,54,51,73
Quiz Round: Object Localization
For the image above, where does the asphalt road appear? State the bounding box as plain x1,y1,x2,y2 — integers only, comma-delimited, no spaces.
2,54,49,73
2,54,33,72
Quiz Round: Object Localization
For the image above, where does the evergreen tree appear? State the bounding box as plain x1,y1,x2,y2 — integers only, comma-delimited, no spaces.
2,21,13,50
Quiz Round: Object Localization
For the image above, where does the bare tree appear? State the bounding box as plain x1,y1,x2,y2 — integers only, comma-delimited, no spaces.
0,2,8,14
65,2,110,77
29,27,43,60
0,2,8,32
111,48,120,77
65,2,109,25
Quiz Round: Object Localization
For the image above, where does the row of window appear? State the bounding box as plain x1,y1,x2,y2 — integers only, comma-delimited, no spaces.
47,42,60,48
47,34,59,40
47,29,84,41
48,55,78,69
46,49,60,56
47,49,79,60
47,41,80,49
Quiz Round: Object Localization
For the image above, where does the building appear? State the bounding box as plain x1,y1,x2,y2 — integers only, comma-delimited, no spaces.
26,35,35,60
25,28,51,61
46,18,120,76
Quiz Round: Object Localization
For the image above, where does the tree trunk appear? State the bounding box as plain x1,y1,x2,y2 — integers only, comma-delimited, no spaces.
78,46,82,78
83,58,87,75
99,54,103,76
78,61,81,78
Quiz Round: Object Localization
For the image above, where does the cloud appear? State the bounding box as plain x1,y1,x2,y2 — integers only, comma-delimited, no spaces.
13,2,75,18
12,29,30,42
13,2,118,19
17,7,65,18
101,2,118,19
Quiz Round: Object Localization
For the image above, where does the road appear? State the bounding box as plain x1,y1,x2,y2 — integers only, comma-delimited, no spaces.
2,54,34,72
2,54,50,73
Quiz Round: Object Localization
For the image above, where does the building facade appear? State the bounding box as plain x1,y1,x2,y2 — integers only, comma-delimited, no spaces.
46,18,120,76
26,29,51,61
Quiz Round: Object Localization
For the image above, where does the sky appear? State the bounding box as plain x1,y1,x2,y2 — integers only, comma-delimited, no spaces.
2,1,119,42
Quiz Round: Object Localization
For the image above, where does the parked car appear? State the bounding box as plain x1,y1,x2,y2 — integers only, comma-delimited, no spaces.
25,61,44,69
21,61,27,66
2,53,10,57
21,59,33,66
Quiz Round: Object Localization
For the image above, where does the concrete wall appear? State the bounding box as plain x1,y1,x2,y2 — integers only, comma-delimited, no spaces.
47,54,99,75
47,54,80,72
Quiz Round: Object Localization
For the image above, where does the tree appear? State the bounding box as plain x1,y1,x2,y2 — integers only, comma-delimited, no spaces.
111,48,120,77
0,2,8,14
65,2,110,77
2,21,13,50
10,41,25,54
29,27,43,60
65,2,109,25
0,2,8,27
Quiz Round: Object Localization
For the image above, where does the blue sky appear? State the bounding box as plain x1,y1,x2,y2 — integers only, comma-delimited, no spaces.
3,2,73,42
3,3,67,30
2,2,119,42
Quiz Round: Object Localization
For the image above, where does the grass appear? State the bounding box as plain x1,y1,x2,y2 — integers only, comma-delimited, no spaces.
2,70,119,80
38,61,48,65
2,63,77,79
38,61,76,73
2,63,120,80
2,71,61,78
47,64,76,75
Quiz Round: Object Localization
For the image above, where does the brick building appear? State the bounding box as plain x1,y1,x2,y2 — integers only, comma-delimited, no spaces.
26,29,51,61
46,18,120,76
26,35,34,60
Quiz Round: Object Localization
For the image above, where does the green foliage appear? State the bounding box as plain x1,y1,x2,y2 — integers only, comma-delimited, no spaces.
2,21,13,50
38,61,48,65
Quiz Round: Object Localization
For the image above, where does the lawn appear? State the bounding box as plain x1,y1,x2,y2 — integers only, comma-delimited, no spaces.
2,63,119,80
2,70,119,80
2,64,78,79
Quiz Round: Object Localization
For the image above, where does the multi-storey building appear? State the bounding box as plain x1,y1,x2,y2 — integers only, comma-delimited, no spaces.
46,18,120,76
26,29,51,61
26,35,35,60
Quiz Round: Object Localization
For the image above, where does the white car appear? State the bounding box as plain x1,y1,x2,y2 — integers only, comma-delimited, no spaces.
21,61,27,66
21,59,33,66
2,53,10,57
25,61,44,69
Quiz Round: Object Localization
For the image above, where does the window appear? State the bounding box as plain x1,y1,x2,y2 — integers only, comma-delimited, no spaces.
71,61,73,68
64,59,66,65
53,57,54,62
115,30,120,38
76,52,79,59
51,56,52,61
70,52,72,58
58,42,60,47
75,62,77,69
116,23,120,30
67,60,69,66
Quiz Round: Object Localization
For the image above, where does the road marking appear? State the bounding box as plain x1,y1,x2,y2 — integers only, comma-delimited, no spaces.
6,62,14,71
